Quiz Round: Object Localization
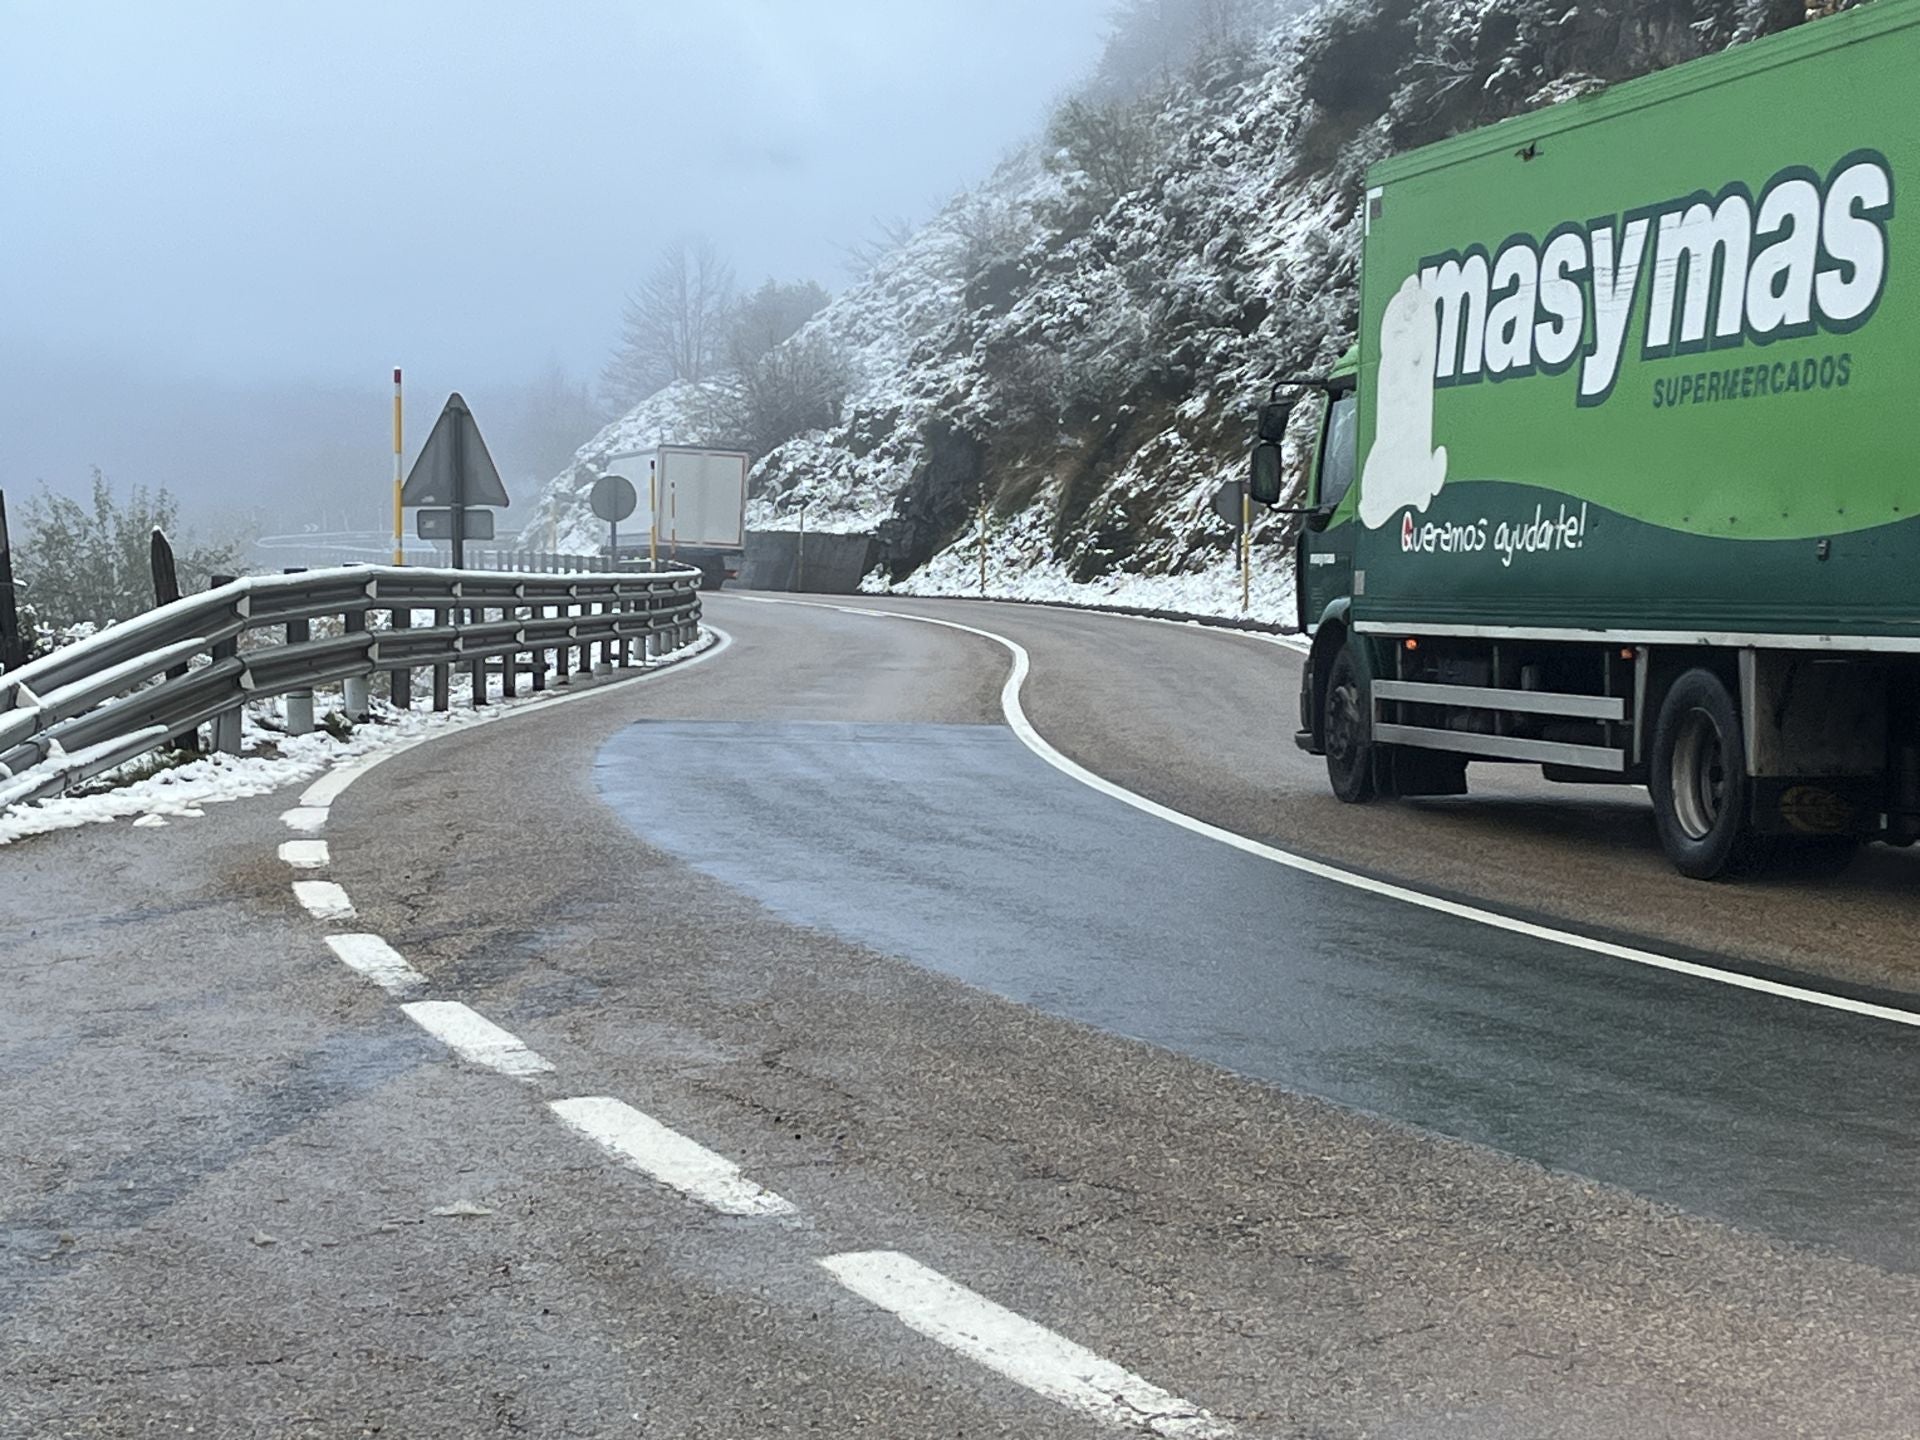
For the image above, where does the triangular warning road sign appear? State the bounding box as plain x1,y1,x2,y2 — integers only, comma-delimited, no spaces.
401,392,510,509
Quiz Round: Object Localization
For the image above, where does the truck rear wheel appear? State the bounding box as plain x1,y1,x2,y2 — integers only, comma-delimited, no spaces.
1324,649,1376,803
1650,668,1768,879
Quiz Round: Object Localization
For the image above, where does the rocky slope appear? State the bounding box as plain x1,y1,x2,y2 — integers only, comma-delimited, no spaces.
532,0,1831,619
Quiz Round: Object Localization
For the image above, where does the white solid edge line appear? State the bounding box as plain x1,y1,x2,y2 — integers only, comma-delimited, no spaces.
295,626,732,812
724,591,1311,654
277,839,330,869
741,596,1920,1032
402,1000,553,1078
548,1096,795,1218
820,1250,1233,1439
291,879,356,922
325,933,426,994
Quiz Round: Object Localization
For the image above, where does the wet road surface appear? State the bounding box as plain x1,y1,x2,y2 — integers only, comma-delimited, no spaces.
9,592,1920,1437
598,715,1920,1271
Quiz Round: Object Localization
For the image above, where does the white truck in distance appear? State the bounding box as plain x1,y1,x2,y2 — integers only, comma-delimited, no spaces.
600,445,749,590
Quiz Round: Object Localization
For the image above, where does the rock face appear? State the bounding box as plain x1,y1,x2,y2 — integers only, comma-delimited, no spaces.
533,0,1827,609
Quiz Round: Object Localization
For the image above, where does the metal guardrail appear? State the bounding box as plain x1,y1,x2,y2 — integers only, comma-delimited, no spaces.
0,562,703,811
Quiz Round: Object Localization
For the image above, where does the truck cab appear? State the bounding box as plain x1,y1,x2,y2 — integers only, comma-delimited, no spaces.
1290,350,1360,638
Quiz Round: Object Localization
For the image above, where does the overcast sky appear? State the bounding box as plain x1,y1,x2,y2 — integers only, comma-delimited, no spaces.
0,0,1112,524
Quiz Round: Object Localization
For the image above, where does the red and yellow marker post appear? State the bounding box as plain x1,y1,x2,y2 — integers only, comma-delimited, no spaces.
391,367,405,565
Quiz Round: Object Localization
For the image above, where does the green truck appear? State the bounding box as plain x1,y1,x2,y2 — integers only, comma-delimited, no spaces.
1253,0,1918,877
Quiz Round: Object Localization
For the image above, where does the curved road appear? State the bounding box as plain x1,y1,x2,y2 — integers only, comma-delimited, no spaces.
4,592,1919,1438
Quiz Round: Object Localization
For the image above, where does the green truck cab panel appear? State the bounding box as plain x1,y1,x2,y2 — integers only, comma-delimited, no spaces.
1295,347,1364,632
1341,0,1920,643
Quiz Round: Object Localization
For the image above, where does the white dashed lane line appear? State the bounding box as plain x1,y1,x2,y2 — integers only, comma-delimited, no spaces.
281,806,329,833
402,1000,554,1079
821,1250,1234,1438
325,934,426,995
278,839,330,869
258,626,1247,1432
548,1096,796,1218
291,879,356,922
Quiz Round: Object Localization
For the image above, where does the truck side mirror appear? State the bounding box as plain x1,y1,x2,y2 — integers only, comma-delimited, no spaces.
1257,401,1293,443
1249,442,1285,506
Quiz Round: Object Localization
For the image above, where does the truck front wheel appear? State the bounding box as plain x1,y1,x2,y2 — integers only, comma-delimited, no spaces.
1650,668,1767,879
1324,649,1376,803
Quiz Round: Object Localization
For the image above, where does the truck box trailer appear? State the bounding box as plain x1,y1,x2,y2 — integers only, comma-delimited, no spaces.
601,445,749,589
1253,1,1920,877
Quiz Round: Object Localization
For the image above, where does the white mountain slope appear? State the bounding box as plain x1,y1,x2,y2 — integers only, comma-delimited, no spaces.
530,0,1826,622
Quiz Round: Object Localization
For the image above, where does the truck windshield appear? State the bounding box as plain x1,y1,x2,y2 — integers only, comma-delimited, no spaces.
1319,393,1358,511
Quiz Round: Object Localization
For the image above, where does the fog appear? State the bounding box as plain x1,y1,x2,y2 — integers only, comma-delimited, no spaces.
1,1,1112,540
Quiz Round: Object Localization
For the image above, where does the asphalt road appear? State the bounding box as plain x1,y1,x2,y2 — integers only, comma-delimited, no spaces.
5,592,1920,1438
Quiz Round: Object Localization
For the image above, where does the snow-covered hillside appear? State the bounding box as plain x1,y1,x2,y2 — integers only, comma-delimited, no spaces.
531,0,1827,622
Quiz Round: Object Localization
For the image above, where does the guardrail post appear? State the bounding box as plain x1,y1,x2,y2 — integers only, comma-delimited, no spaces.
555,598,572,686
528,599,547,693
592,595,611,676
342,606,370,722
209,573,243,755
432,593,452,712
389,600,412,711
503,608,520,700
284,568,314,736
470,597,488,706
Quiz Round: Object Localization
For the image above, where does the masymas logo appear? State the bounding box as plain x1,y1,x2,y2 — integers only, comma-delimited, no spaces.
1357,151,1894,531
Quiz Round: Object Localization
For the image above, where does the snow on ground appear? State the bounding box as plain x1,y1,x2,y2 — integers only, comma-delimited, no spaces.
876,502,1298,625
0,631,715,847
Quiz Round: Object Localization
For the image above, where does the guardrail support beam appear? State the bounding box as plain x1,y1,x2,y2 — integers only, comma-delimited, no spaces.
432,600,451,713
470,601,487,706
389,604,412,710
342,607,370,722
209,574,243,755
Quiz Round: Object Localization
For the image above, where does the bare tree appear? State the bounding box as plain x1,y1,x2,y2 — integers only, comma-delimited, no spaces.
726,278,831,367
1046,95,1163,208
601,238,737,410
836,215,917,282
1093,0,1281,96
713,333,850,459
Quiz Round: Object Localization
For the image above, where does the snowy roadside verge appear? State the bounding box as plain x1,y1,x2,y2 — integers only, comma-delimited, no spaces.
866,506,1299,630
0,629,718,847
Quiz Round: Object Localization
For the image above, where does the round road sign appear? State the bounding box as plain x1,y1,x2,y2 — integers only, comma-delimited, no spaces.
591,474,639,523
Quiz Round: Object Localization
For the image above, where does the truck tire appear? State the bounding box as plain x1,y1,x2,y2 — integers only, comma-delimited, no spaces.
1650,668,1768,879
1324,648,1376,803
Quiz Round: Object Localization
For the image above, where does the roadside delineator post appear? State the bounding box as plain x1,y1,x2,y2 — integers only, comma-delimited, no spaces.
1241,488,1252,614
978,490,988,598
151,528,200,752
0,491,22,675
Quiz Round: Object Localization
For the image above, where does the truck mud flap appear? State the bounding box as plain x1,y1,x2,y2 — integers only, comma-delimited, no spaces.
1380,746,1467,798
1750,776,1881,836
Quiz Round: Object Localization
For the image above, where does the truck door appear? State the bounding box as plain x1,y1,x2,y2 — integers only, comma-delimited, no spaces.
1297,390,1358,633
